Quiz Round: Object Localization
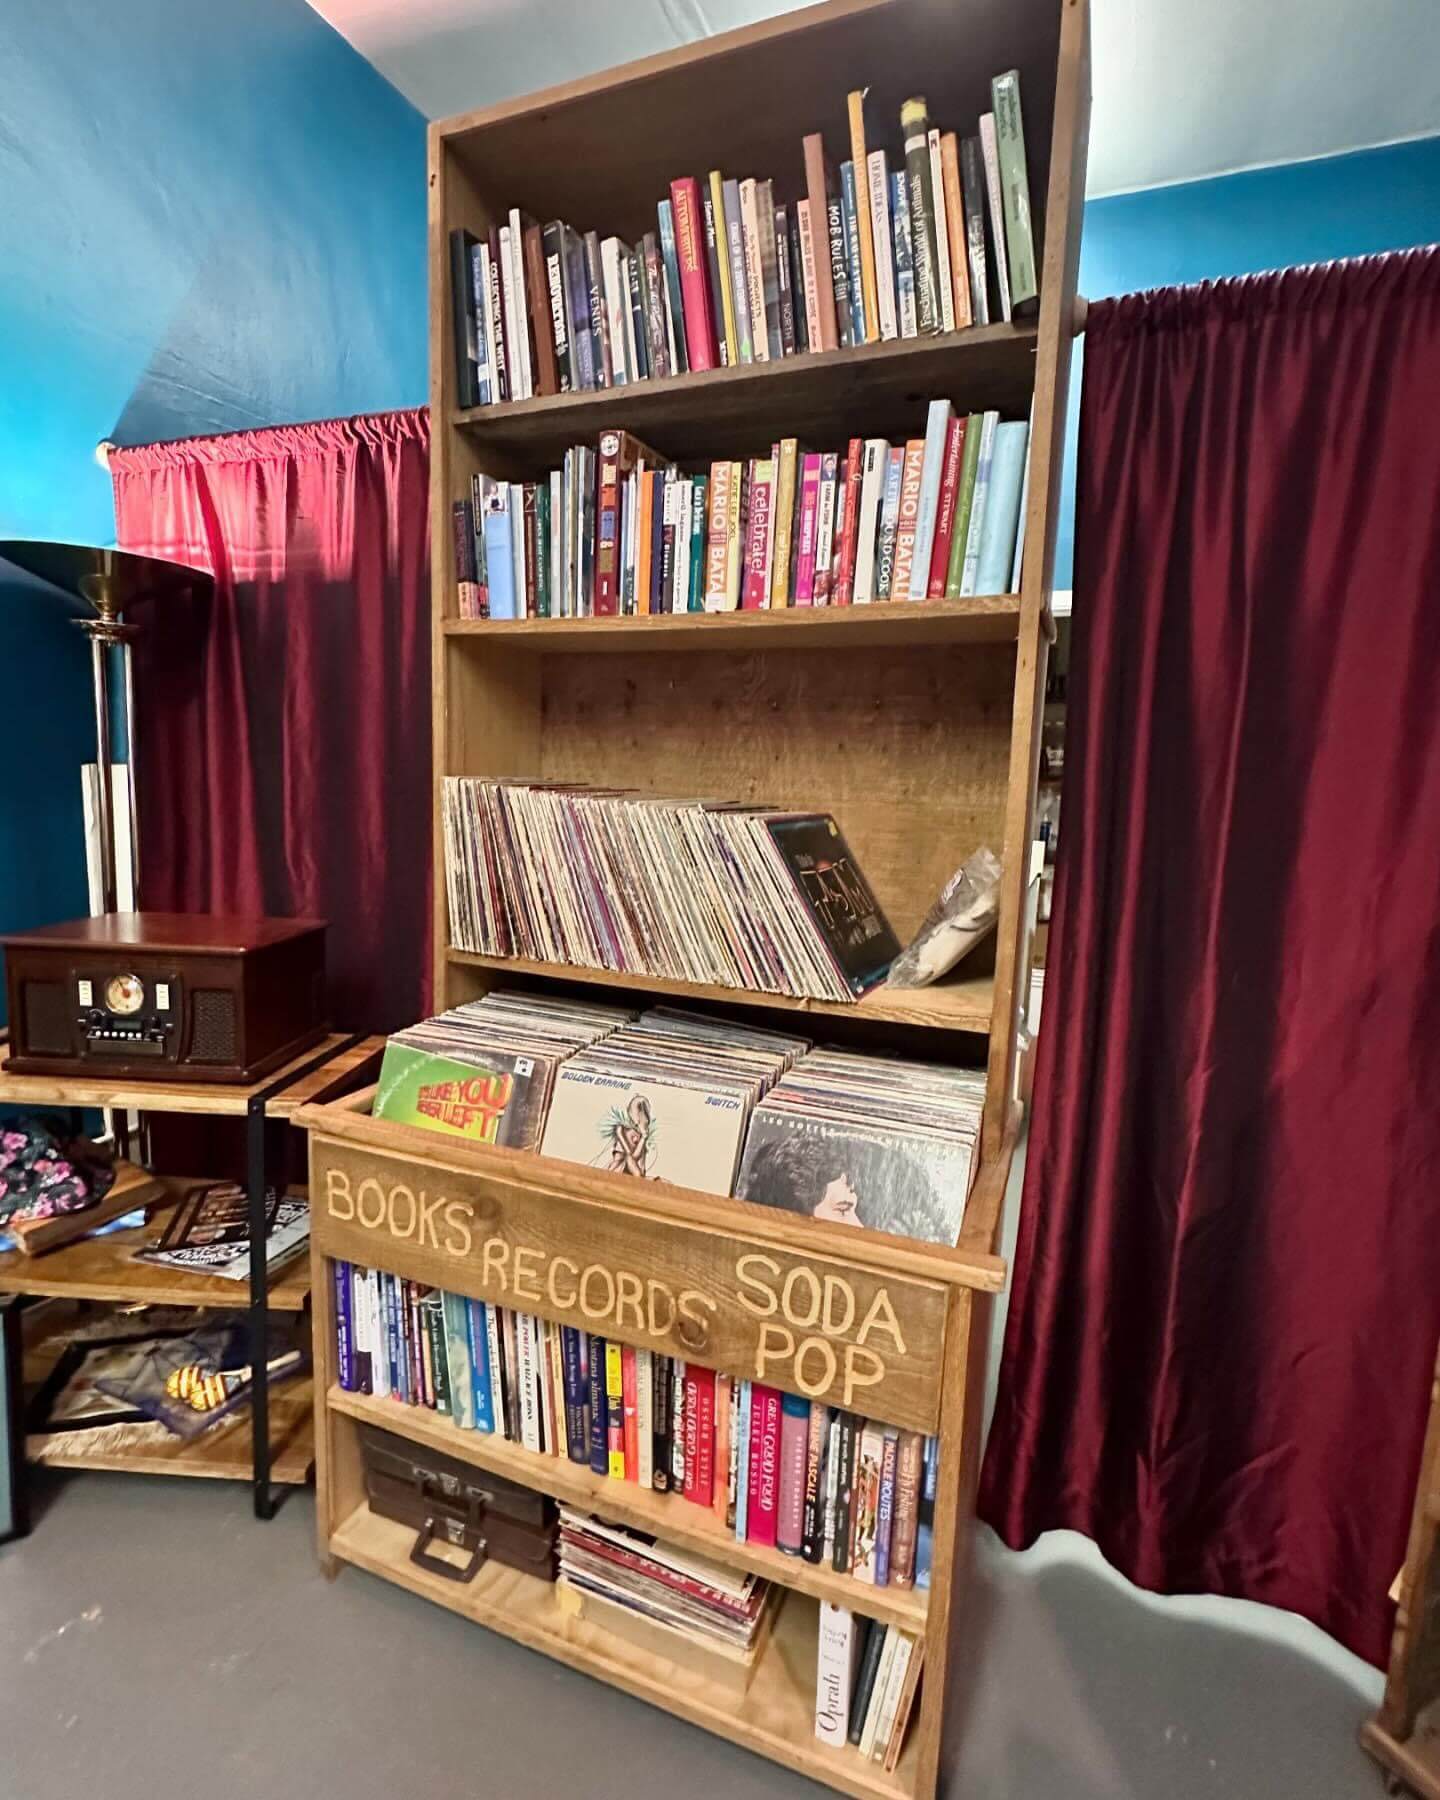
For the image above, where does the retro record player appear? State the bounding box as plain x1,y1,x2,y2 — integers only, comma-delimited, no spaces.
2,913,327,1084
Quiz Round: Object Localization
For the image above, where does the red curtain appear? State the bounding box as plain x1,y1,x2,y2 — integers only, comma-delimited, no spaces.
980,248,1440,1666
110,410,431,1034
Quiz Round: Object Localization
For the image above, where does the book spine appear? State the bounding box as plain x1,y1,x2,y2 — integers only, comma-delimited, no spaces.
734,1380,753,1540
839,161,866,346
815,1602,859,1747
946,413,984,596
727,1377,742,1529
561,228,593,391
707,171,738,366
794,454,821,605
860,1631,903,1759
441,1291,473,1429
960,137,990,327
651,1352,672,1490
825,180,853,348
600,238,629,385
786,201,809,353
484,1302,505,1434
670,1359,687,1494
561,1325,588,1462
908,400,952,599
847,88,879,342
669,177,717,371
770,439,799,607
486,229,509,403
727,178,757,363
749,1384,781,1547
517,1313,542,1452
960,411,999,594
448,230,479,408
992,70,1038,313
382,1274,402,1400
621,1344,640,1478
509,209,537,396
587,1332,608,1474
636,1347,655,1488
741,459,773,609
650,463,669,612
425,1294,450,1415
580,229,609,387
940,132,972,328
535,481,551,617
916,1434,938,1589
642,231,669,378
524,222,559,395
522,483,538,617
712,1372,732,1522
831,1411,857,1571
542,221,572,392
901,99,942,335
364,1271,385,1400
334,1261,354,1390
777,1392,810,1554
801,133,839,350
848,1622,887,1746
497,223,524,399
604,1340,625,1478
773,204,797,355
725,459,746,611
975,419,1029,594
866,151,897,342
656,199,687,375
890,170,916,338
875,1426,899,1585
890,1429,923,1587
851,1421,885,1582
979,113,1012,322
812,451,839,607
927,128,956,333
880,1635,921,1772
594,430,624,617
801,1400,828,1562
796,198,823,355
755,178,783,359
833,437,864,606
852,438,889,605
625,250,649,379
471,243,492,405
688,475,708,610
891,439,926,600
928,415,966,597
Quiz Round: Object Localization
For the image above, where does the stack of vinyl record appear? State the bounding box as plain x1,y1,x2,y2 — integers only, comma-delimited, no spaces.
558,1507,772,1658
374,990,635,1150
539,1008,809,1195
736,1050,986,1246
442,778,901,1002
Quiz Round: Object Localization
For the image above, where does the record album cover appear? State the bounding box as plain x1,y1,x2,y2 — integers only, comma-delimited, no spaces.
374,1043,553,1150
764,815,900,994
540,1067,750,1195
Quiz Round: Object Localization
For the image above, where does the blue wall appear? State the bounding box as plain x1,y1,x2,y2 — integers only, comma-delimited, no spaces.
0,0,427,990
1056,135,1440,586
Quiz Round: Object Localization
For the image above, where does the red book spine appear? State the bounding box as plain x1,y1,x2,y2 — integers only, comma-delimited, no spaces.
670,177,717,372
927,415,967,597
832,437,865,605
741,463,772,609
746,1384,782,1547
621,1345,639,1479
683,1365,717,1504
594,429,623,617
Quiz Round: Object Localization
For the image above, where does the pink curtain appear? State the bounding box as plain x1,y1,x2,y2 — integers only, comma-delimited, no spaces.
110,409,431,1033
980,248,1440,1665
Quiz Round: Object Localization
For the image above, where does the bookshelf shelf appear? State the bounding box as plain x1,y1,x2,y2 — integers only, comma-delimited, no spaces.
452,323,1039,463
442,592,1024,651
445,948,995,1035
329,1384,928,1631
304,0,1089,1790
330,1502,919,1800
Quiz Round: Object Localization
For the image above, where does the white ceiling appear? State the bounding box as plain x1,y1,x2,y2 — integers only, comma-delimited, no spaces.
306,0,1440,196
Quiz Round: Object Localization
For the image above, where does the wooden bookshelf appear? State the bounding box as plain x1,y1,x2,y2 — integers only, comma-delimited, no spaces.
302,0,1090,1793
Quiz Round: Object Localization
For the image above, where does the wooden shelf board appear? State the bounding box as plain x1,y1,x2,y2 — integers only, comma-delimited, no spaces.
0,1181,310,1310
331,1502,918,1800
27,1375,314,1484
452,325,1038,463
1361,1715,1440,1800
0,1032,354,1118
443,595,1023,653
446,951,994,1035
330,1385,927,1631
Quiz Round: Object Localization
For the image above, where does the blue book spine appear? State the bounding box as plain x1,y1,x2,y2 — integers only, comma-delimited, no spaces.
470,244,491,405
975,420,1030,596
563,228,595,392
383,1274,405,1402
839,160,866,343
875,446,906,599
908,399,953,599
334,1261,355,1391
735,1379,753,1542
916,1434,938,1589
467,1300,494,1432
587,1332,608,1474
483,488,516,619
561,1326,589,1463
891,170,915,337
656,198,688,376
442,1291,475,1429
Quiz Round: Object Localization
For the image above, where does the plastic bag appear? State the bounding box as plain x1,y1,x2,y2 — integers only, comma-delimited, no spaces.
885,846,1003,989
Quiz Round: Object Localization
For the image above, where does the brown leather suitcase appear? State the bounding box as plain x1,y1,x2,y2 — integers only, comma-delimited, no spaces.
358,1422,558,1584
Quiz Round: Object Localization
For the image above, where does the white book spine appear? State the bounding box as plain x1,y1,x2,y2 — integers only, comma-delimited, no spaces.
928,129,956,333
600,238,630,385
908,399,953,599
636,1349,654,1487
960,411,999,595
815,1602,859,1746
673,477,693,613
368,1271,390,1399
822,1413,840,1558
506,208,533,396
497,225,523,400
979,114,1012,323
866,152,897,342
853,438,890,605
518,1313,542,1453
859,1629,899,1759
869,1632,914,1763
796,198,823,355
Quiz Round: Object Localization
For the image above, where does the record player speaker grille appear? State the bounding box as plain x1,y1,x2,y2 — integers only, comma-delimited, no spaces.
21,979,70,1055
190,989,236,1063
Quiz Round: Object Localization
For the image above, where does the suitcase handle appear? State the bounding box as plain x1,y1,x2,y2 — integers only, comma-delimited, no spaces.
409,1517,487,1584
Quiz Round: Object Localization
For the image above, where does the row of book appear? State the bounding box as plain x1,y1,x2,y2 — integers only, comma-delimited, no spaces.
378,994,984,1247
442,784,901,1003
331,1264,936,1591
450,403,1028,620
817,1604,922,1768
449,75,1036,409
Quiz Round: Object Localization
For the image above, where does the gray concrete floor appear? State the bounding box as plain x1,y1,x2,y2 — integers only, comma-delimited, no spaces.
0,1469,1385,1800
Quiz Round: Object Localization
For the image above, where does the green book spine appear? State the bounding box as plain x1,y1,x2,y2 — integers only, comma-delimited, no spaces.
991,70,1038,312
945,414,984,597
688,473,708,611
534,482,551,617
901,98,942,335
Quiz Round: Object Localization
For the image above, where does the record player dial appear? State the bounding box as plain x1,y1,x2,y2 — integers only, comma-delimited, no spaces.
104,973,145,1016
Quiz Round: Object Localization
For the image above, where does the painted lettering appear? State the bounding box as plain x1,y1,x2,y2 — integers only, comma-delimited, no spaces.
735,1252,781,1316
387,1183,417,1240
646,1279,675,1336
781,1265,823,1329
755,1321,796,1381
547,1256,579,1311
842,1344,885,1407
822,1275,856,1337
615,1270,644,1332
325,1168,355,1220
442,1199,473,1256
580,1263,615,1320
481,1236,510,1290
355,1177,386,1231
857,1288,906,1354
417,1188,446,1248
511,1245,543,1303
794,1335,839,1397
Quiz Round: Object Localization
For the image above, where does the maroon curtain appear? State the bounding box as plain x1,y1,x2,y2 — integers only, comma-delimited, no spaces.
980,248,1440,1665
110,410,431,1034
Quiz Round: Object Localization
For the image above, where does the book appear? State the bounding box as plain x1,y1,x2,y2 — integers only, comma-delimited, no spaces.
907,400,953,599
684,1364,716,1504
747,1384,781,1547
960,410,999,594
562,226,593,390
815,1603,862,1746
703,458,734,611
442,1292,475,1429
587,1332,608,1474
137,1181,306,1282
992,70,1038,315
786,202,809,353
901,98,942,334
777,1392,810,1554
847,1617,886,1743
847,88,880,342
625,249,649,379
622,1344,640,1478
979,112,1012,322
812,451,839,607
449,228,482,408
473,241,495,405
851,1421,884,1582
874,445,905,599
581,229,609,387
927,128,955,334
604,1341,625,1479
698,181,730,367
832,438,865,606
721,177,753,364
561,1325,589,1462
712,1371,732,1522
826,173,853,349
523,221,560,396
801,1400,828,1562
890,168,916,339
755,179,783,360
600,237,630,383
742,459,775,609
875,1425,900,1585
863,1629,911,1759
656,199,688,375
485,229,510,403
770,439,800,608
652,1352,672,1490
839,160,866,347
866,150,897,342
852,438,891,605
707,170,739,366
927,414,967,597
801,134,839,351
939,132,973,329
793,454,821,606
497,223,524,399
596,431,667,617
774,204,797,355
916,1434,938,1588
960,136,990,327
975,419,1029,594
738,178,768,363
883,1635,926,1771
796,197,823,355
945,412,985,596
641,231,669,378
890,439,926,600
669,177,717,371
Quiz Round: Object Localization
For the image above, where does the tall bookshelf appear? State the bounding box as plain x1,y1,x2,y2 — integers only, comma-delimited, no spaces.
302,1,1089,1794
